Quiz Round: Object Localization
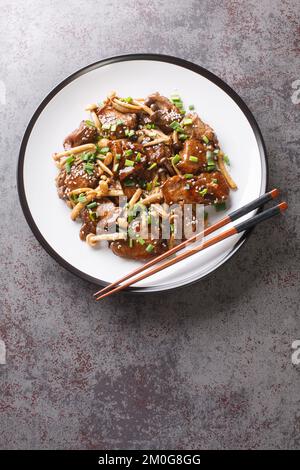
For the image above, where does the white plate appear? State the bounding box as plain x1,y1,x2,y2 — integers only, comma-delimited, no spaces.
18,54,267,292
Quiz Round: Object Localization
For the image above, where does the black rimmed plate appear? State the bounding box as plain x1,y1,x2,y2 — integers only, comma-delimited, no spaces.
17,54,267,292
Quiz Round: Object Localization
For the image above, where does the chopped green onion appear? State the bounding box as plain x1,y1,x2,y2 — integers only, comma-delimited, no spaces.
189,104,195,110
81,152,95,161
223,154,230,165
170,121,184,132
184,173,194,179
145,243,154,253
99,146,110,154
179,133,188,141
88,211,97,221
116,153,121,161
206,150,216,170
183,118,193,126
125,129,135,137
65,162,72,173
202,135,209,144
116,119,124,126
199,188,208,197
145,123,156,129
65,156,74,173
65,156,74,164
172,154,181,165
135,152,142,163
189,156,198,163
102,123,111,130
170,94,185,113
213,149,220,154
85,120,95,127
87,201,97,210
214,202,226,211
122,96,133,103
137,237,145,245
146,182,152,191
78,193,86,203
114,163,119,172
124,149,133,157
84,162,94,175
125,159,134,167
148,162,157,170
212,178,218,184
110,124,117,132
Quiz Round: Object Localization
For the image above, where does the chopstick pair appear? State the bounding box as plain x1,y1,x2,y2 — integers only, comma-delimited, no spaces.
94,189,287,300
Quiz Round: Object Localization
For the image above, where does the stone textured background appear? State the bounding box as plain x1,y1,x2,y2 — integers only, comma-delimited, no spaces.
0,0,299,449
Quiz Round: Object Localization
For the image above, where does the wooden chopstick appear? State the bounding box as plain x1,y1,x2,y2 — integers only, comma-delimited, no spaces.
94,189,280,298
95,202,287,300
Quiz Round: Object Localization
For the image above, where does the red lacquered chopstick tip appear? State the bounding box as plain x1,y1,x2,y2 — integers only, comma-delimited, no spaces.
270,188,280,199
279,201,288,212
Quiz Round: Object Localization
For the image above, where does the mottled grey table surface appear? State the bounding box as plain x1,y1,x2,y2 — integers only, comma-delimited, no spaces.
0,0,299,450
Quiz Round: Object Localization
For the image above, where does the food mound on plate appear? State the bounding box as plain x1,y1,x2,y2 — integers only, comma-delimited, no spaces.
53,92,237,260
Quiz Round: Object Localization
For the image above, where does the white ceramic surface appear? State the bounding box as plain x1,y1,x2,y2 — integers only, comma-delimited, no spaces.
19,57,267,291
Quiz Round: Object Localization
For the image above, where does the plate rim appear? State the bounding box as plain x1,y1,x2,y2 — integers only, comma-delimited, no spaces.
17,53,268,293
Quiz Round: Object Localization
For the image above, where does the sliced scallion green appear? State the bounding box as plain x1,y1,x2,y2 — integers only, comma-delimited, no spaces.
85,120,96,127
84,162,94,174
172,154,181,165
99,147,110,154
199,188,208,197
145,243,154,253
183,118,193,126
189,156,198,163
148,162,157,170
78,194,86,203
87,201,97,210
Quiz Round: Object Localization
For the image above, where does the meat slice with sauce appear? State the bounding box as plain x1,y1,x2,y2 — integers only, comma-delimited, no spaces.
110,140,171,193
80,207,98,240
63,120,98,149
110,238,168,260
80,199,122,241
96,105,137,138
162,172,229,205
177,139,207,174
56,162,98,199
183,113,218,144
144,93,182,133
